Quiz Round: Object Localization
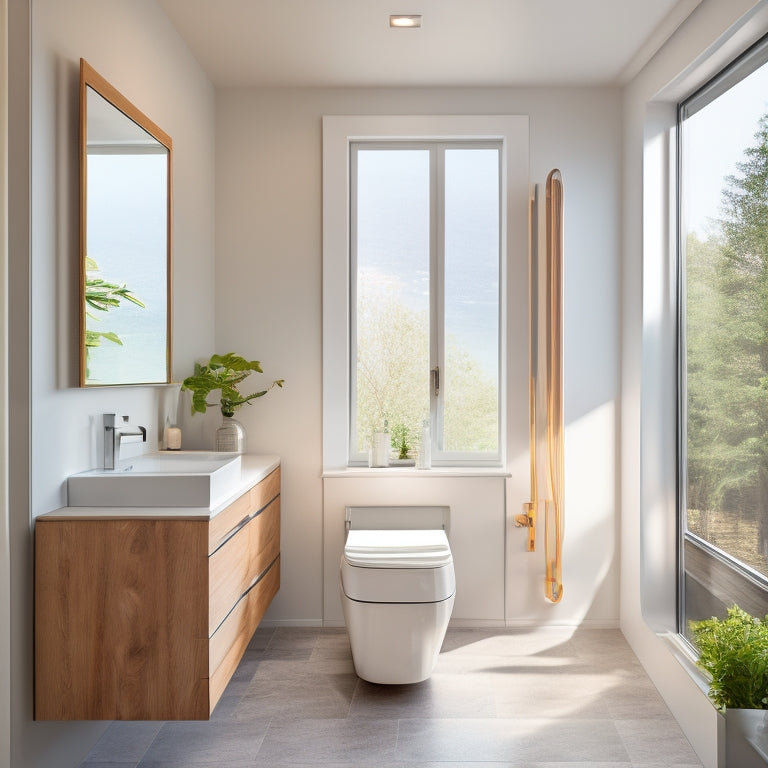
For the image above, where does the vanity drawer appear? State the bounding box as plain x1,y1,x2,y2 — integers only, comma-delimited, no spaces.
208,496,281,635
249,467,281,517
209,555,280,708
208,467,280,554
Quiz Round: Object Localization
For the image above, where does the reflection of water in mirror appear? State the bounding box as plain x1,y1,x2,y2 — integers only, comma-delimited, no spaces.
86,152,167,384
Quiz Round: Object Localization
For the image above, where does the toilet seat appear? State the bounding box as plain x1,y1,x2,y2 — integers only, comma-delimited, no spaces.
341,529,455,604
344,529,452,567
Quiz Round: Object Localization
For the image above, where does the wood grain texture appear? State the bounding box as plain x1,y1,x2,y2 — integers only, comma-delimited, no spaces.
209,517,251,634
208,488,254,554
207,468,280,553
209,496,280,635
209,556,280,709
35,518,209,720
250,467,281,517
250,498,281,586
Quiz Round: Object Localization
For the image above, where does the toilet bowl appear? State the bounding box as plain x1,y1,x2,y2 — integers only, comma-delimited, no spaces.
340,526,455,684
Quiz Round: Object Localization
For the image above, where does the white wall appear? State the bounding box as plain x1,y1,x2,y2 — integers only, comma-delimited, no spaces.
621,2,768,766
324,476,507,625
9,1,216,766
215,86,621,628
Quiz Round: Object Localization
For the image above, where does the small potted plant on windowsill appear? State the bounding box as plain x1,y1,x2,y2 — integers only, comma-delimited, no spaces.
181,352,283,453
389,422,415,466
689,605,768,767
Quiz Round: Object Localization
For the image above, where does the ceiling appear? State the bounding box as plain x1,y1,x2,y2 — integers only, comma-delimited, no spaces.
158,0,701,88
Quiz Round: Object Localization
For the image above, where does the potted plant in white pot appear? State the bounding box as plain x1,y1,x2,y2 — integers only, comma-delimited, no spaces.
181,352,283,453
690,605,768,767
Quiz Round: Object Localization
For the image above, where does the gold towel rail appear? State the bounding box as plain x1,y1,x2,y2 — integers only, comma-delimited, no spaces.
515,192,540,552
544,169,564,603
517,170,564,603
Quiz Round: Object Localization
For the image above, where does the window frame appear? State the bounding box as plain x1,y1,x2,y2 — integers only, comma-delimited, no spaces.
348,139,503,466
322,115,529,471
676,31,768,635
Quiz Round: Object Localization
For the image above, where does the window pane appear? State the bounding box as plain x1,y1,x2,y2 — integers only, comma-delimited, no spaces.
443,149,499,452
354,149,431,455
682,58,768,596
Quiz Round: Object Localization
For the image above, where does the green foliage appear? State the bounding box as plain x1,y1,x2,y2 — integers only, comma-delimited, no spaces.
181,352,284,418
85,329,122,348
443,340,498,452
83,257,145,379
685,112,768,568
84,257,146,348
355,271,497,454
356,275,429,451
689,605,768,710
390,423,412,459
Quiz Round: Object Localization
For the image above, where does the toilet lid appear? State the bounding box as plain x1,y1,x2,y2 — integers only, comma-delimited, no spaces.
343,529,452,568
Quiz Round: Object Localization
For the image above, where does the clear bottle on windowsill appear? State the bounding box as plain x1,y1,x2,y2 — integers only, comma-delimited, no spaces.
417,419,431,469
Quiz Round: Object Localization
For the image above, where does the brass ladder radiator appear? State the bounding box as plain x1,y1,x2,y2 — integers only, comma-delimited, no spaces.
515,169,564,604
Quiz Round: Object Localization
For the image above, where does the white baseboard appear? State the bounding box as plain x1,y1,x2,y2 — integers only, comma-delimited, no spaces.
259,619,324,628
260,618,620,629
504,618,620,629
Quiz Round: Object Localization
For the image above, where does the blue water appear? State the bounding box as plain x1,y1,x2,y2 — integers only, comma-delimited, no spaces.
356,147,499,378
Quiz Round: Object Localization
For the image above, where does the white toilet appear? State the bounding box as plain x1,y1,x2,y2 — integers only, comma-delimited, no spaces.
340,506,455,684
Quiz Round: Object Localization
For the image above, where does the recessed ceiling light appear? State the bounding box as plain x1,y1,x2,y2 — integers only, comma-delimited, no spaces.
389,14,422,28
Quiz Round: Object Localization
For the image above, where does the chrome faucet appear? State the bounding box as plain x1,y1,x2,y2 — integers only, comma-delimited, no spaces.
104,413,147,470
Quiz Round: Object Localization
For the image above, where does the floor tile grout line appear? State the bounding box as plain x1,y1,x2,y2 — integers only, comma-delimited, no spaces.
82,627,703,767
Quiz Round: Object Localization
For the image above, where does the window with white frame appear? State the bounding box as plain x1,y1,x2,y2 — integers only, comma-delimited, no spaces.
350,141,501,465
322,116,530,470
678,33,768,634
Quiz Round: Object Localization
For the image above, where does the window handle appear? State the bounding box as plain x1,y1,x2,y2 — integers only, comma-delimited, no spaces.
431,366,440,397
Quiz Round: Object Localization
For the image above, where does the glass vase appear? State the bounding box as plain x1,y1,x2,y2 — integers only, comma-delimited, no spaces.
216,415,246,453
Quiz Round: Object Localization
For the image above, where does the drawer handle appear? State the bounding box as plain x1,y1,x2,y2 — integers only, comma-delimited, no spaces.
212,515,251,553
210,555,280,637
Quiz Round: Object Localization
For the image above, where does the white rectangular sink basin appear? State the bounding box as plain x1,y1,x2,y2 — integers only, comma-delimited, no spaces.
68,452,243,508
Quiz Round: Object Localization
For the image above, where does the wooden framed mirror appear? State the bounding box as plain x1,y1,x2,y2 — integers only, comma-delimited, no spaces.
80,59,172,386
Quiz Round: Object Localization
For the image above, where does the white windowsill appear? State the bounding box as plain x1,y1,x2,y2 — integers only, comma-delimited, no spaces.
659,631,713,701
322,466,511,478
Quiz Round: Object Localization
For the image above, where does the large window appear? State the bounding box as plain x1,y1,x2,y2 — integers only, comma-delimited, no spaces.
322,115,530,470
350,142,501,464
679,34,768,634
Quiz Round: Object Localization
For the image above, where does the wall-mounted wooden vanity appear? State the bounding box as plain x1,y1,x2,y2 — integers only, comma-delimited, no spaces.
34,456,280,720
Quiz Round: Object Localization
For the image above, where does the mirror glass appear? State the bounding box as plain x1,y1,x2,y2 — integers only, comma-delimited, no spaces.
80,59,172,386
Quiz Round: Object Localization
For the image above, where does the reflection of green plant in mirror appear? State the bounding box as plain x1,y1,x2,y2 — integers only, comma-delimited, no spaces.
84,256,145,348
84,257,145,377
181,352,284,418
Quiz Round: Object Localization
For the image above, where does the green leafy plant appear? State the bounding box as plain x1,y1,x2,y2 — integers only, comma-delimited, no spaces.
390,422,412,460
181,352,284,418
689,605,768,710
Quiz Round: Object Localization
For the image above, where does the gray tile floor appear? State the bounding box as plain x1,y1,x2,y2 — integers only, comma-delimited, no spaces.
79,626,703,767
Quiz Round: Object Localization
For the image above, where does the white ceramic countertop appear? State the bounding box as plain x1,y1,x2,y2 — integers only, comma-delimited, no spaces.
39,454,281,521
